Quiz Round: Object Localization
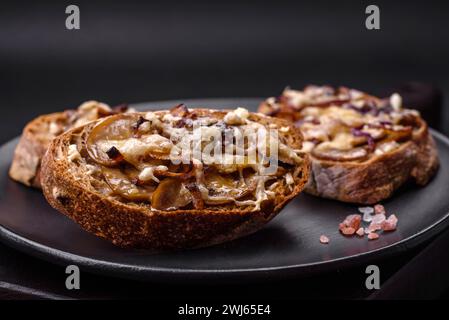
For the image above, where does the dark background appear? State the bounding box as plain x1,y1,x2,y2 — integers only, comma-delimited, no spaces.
1,0,448,144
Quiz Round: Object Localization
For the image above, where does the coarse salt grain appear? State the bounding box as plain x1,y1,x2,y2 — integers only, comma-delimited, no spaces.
358,206,374,215
382,214,398,231
359,206,375,222
371,213,386,225
320,235,330,244
374,204,386,215
362,211,374,223
337,205,399,241
368,223,382,233
341,227,356,236
341,214,362,230
368,232,379,240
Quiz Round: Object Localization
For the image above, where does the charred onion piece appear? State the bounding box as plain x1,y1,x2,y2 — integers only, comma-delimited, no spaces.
204,172,256,205
112,103,129,113
95,103,129,118
170,104,189,117
102,167,154,201
383,126,413,143
185,182,205,209
258,102,277,117
132,116,149,131
311,98,350,107
351,128,375,150
86,114,139,166
151,178,191,210
106,146,124,162
312,145,368,161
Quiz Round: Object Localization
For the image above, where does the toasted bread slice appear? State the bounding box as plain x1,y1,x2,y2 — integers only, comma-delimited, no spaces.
9,101,131,188
259,85,439,204
40,106,310,250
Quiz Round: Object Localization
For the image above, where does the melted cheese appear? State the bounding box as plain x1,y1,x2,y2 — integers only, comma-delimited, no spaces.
74,101,112,127
223,107,249,125
390,93,402,111
138,165,168,183
375,141,399,156
49,122,62,135
319,132,355,150
99,135,174,165
87,109,304,211
265,87,418,161
68,144,81,162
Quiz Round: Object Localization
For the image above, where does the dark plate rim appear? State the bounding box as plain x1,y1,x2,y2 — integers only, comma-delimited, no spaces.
0,106,448,282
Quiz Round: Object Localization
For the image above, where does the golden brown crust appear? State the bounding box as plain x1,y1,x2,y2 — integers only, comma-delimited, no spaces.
9,112,67,188
9,101,118,188
40,109,310,250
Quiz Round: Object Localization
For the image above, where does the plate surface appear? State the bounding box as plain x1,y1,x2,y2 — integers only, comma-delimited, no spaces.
1,98,449,283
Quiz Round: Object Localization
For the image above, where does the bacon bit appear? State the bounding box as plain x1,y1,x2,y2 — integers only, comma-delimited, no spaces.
368,232,379,240
319,235,330,244
382,214,398,231
106,146,124,162
374,204,386,215
356,227,365,237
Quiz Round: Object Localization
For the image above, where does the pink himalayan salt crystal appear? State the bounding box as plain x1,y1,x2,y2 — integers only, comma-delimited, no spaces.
356,227,365,237
374,204,386,215
320,235,330,244
341,227,356,236
340,214,362,230
368,232,379,240
368,214,386,232
359,207,375,222
382,214,398,231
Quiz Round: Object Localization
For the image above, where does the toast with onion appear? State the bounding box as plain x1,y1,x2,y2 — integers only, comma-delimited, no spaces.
9,101,131,188
259,85,439,204
40,105,310,250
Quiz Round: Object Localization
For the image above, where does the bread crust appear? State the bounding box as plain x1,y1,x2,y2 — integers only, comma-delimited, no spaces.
9,112,67,188
259,87,440,204
40,109,310,250
305,121,439,204
9,101,117,188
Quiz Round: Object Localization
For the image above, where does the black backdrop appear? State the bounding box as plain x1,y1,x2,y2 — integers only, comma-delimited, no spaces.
1,0,449,144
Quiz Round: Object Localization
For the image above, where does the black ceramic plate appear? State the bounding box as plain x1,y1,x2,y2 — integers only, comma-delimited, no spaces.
1,98,449,283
